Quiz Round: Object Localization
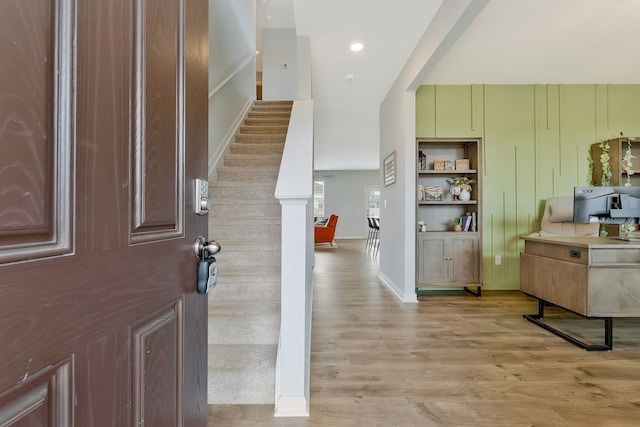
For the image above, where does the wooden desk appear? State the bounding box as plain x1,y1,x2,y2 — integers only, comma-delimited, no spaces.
520,236,640,350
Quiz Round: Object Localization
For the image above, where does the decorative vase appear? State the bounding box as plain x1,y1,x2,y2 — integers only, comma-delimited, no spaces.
450,185,461,200
459,189,471,202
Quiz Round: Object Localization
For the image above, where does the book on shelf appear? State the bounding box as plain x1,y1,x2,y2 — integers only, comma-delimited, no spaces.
460,212,476,232
460,214,470,232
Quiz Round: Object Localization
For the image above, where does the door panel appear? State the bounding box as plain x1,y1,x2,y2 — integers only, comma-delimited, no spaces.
132,0,182,239
451,235,479,283
418,235,448,283
0,0,74,262
0,0,208,425
0,361,72,426
132,302,182,427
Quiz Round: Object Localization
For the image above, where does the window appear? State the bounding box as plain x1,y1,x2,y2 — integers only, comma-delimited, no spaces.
366,186,380,217
314,180,325,218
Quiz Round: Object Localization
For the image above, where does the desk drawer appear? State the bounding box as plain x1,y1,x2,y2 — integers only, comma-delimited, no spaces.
520,253,588,315
524,241,588,265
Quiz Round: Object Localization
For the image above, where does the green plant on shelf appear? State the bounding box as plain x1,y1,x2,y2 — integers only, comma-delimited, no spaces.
622,139,636,186
599,140,612,186
445,175,476,192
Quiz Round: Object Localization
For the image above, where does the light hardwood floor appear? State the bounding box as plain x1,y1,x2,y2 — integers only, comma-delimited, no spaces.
208,239,640,426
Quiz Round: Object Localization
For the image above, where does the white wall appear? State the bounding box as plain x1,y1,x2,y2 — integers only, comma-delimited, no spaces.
262,29,298,101
315,170,379,239
208,0,257,178
296,35,311,99
378,0,488,303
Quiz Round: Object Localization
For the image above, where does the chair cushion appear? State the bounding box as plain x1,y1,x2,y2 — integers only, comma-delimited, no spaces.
539,196,599,236
548,199,574,223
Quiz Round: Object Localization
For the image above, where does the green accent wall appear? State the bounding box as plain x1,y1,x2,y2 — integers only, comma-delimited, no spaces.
416,84,640,290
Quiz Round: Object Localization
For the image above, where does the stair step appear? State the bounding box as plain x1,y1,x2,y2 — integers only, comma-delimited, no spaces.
209,294,279,321
210,226,280,242
251,103,292,110
254,100,293,106
210,194,279,205
247,111,291,119
243,117,290,126
216,166,279,182
239,125,288,135
230,142,284,154
234,133,286,144
208,298,280,337
209,181,276,199
250,106,292,113
224,153,282,167
207,344,277,404
210,203,280,221
214,267,280,289
215,249,280,268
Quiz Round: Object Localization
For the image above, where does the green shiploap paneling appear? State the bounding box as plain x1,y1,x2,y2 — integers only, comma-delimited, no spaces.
416,86,435,137
416,84,640,290
596,85,640,140
557,85,597,195
534,85,560,212
483,86,535,289
437,86,484,137
416,85,484,138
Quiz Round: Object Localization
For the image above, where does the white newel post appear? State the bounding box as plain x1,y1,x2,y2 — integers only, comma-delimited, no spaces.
274,99,314,417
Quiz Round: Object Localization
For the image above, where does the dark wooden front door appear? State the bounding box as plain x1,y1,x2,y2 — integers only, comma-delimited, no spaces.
0,0,208,425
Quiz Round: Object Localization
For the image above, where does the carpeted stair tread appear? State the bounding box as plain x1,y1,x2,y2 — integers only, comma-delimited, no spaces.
212,272,280,286
234,133,286,144
223,153,282,167
207,344,277,404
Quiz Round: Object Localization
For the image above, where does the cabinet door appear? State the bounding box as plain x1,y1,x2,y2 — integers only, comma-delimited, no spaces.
418,235,449,283
450,234,479,283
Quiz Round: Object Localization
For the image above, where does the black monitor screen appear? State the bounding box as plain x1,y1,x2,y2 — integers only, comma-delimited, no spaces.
574,186,640,224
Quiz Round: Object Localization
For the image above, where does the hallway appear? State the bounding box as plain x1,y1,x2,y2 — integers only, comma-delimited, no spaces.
209,239,640,426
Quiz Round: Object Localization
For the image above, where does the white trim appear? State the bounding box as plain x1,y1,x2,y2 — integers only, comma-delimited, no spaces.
274,397,310,417
208,98,254,179
378,272,418,303
208,52,256,99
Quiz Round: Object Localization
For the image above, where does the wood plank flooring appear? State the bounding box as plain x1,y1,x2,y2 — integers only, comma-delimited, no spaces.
208,239,640,426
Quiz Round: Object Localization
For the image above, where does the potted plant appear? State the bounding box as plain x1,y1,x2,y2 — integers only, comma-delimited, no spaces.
446,175,476,201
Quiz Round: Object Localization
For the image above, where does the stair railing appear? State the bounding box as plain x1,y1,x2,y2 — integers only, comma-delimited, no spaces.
273,99,314,417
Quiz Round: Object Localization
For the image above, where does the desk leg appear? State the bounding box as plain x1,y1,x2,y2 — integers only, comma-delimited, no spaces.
523,299,613,351
463,286,481,297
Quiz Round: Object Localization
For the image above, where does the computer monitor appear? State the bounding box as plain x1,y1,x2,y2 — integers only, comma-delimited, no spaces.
574,186,640,224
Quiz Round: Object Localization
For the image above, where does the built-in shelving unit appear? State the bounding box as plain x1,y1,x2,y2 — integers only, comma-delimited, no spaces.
416,137,482,296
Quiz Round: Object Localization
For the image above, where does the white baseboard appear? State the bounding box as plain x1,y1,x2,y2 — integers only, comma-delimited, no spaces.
274,396,309,417
208,97,254,179
378,272,418,303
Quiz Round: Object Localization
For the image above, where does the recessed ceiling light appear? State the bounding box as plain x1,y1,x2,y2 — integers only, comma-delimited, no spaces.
350,42,364,52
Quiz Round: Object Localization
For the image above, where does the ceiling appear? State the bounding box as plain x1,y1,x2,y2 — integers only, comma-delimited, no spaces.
256,0,640,171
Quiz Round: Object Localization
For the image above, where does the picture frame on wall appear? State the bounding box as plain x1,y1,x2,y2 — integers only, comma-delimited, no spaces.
384,151,396,186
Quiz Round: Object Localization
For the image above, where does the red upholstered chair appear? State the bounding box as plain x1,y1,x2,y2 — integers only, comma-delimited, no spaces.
314,214,338,245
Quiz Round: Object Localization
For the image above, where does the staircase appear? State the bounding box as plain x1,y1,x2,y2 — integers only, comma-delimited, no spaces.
207,100,293,404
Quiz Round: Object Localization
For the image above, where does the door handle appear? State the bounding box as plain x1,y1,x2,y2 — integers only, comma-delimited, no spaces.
194,236,222,258
194,236,221,294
